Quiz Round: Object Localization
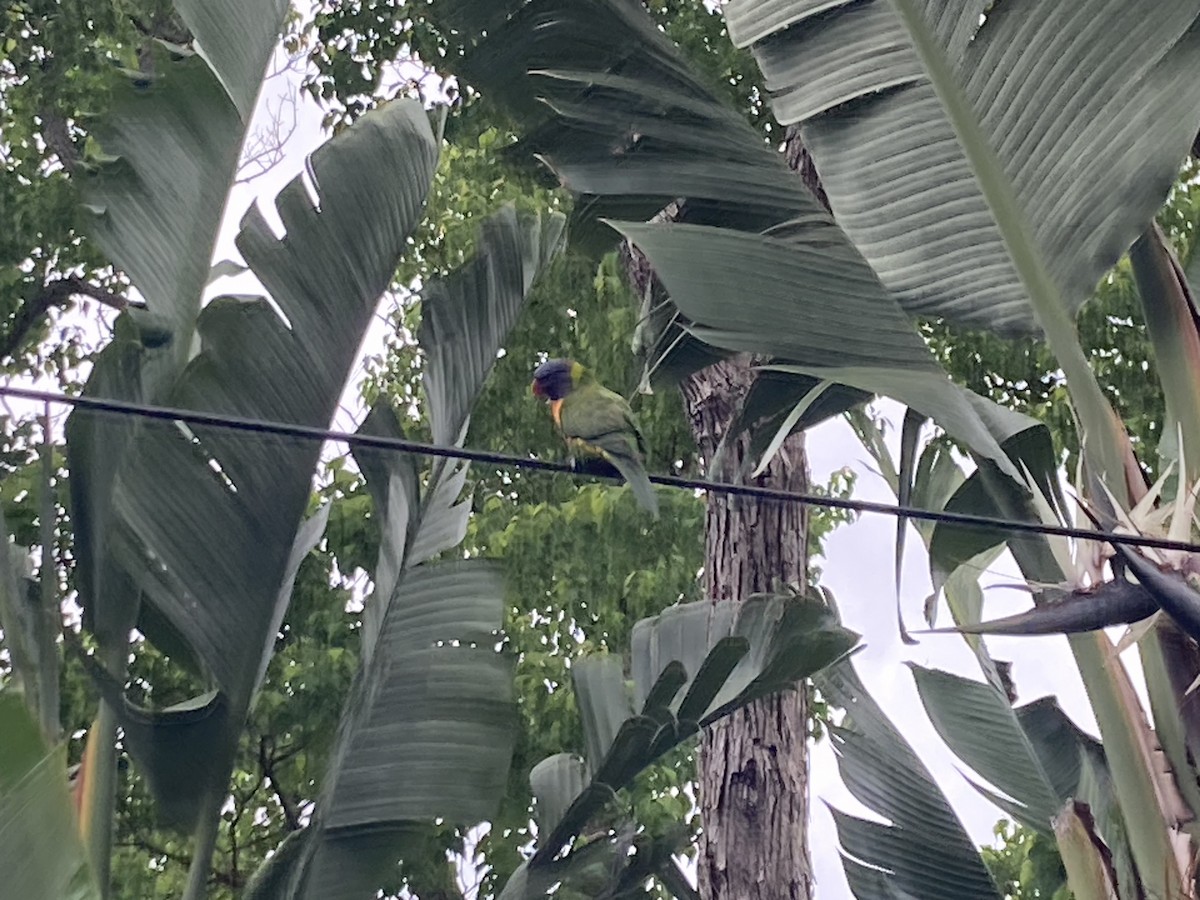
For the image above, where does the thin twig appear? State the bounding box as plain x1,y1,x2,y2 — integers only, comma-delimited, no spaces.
259,736,302,831
0,276,138,362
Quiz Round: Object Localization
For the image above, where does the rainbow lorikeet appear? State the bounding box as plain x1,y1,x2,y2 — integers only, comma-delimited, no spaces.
531,358,659,517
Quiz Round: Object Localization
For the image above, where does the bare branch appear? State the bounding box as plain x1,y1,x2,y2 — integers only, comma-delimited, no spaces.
116,837,240,889
39,108,80,174
236,90,299,184
0,276,138,362
236,52,305,185
258,735,302,832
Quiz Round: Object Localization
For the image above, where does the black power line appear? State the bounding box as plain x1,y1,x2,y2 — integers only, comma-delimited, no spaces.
3,383,1197,557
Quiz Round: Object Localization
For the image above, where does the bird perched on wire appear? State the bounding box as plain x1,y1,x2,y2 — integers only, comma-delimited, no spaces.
531,358,659,517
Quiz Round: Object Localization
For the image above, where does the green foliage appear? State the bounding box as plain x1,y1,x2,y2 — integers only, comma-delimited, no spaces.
0,0,162,374
982,820,1072,900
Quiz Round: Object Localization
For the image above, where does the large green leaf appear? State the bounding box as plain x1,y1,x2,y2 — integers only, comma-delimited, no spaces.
525,590,858,867
281,411,517,898
613,220,1043,480
82,0,284,354
0,692,98,900
260,204,563,899
494,590,854,898
450,0,832,388
725,0,1200,335
814,661,1002,900
420,204,565,447
175,0,288,119
95,100,438,710
910,667,1066,836
73,507,328,832
70,76,436,886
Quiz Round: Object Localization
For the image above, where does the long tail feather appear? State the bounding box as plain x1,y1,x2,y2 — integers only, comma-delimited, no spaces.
604,451,659,517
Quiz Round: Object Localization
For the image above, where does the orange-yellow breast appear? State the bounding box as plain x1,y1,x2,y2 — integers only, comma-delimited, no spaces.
550,398,564,428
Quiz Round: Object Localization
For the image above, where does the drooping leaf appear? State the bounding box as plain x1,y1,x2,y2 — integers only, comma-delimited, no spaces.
448,0,836,385
815,661,1001,900
910,666,1066,836
614,219,1043,481
529,589,858,867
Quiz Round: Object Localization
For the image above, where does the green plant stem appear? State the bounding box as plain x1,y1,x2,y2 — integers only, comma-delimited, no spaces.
85,642,125,900
983,474,1184,899
1129,223,1200,479
36,405,60,741
886,0,1127,499
183,785,227,900
888,1,1173,890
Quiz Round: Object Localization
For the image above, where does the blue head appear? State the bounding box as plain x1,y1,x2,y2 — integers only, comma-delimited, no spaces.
531,358,583,401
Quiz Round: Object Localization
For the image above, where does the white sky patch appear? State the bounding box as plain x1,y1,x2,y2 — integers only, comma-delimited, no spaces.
805,400,1148,898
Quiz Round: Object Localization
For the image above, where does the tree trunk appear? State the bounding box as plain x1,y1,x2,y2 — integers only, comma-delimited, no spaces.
681,361,812,900
623,123,826,899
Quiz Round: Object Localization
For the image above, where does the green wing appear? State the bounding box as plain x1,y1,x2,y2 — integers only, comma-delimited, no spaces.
559,384,642,458
560,383,657,516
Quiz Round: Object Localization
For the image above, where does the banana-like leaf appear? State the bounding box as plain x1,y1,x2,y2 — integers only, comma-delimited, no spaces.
572,656,634,769
65,0,441,858
911,667,1068,836
525,589,858,869
450,0,834,387
725,0,1200,336
72,507,328,831
99,100,437,708
614,219,1045,481
261,203,563,899
420,205,565,447
814,661,1002,900
289,524,515,896
927,421,1061,592
446,0,886,455
727,370,873,467
894,408,927,605
83,0,284,356
1129,223,1200,479
916,670,1141,896
0,693,98,900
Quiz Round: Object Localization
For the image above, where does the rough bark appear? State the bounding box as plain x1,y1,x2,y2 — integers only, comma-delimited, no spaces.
682,361,812,900
622,122,826,899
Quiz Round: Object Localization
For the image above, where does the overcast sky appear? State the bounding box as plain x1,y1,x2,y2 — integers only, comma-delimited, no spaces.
25,44,1149,899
